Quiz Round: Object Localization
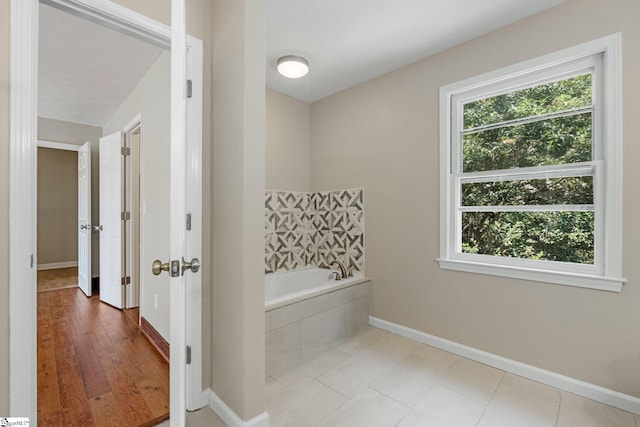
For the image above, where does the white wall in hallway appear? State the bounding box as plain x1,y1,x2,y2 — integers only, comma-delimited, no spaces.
103,51,171,340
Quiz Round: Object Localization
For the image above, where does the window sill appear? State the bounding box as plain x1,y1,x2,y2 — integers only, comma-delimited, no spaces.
437,258,625,292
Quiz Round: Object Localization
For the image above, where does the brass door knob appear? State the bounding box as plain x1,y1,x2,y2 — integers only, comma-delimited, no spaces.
181,257,200,275
152,259,170,276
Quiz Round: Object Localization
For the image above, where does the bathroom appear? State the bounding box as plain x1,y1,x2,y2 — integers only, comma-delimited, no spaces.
261,0,640,424
4,0,639,425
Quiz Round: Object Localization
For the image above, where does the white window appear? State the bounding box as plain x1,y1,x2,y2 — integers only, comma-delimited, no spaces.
438,34,625,291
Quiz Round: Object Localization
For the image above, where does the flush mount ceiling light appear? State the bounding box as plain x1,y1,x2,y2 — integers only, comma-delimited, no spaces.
277,55,309,79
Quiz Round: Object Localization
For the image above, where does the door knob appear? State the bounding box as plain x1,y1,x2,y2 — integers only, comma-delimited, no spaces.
93,225,103,232
80,224,87,230
152,260,170,276
181,257,200,275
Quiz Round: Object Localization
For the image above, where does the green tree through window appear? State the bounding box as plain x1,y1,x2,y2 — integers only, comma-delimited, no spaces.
460,74,595,264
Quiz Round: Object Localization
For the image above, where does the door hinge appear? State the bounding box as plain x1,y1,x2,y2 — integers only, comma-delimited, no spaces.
121,276,131,286
30,254,34,269
186,79,193,98
186,345,192,365
121,211,131,221
186,213,191,231
121,147,131,156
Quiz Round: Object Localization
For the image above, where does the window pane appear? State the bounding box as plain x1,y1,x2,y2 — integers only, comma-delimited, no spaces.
463,73,592,130
461,211,594,264
462,113,592,172
461,176,593,206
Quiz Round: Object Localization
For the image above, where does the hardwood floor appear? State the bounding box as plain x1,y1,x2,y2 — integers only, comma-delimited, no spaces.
38,287,169,426
37,267,79,292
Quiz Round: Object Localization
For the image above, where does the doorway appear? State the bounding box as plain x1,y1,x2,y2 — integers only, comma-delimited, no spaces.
35,141,81,293
10,0,206,423
37,4,171,424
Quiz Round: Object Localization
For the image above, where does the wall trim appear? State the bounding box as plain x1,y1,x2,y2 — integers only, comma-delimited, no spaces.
37,261,78,270
9,0,38,420
207,389,270,427
369,316,640,415
140,316,170,362
37,139,81,151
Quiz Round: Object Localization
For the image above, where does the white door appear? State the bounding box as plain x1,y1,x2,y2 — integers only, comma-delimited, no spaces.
169,1,189,424
78,141,92,297
99,131,124,309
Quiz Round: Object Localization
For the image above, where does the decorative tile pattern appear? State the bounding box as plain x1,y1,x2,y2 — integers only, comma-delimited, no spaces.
265,191,311,273
265,188,365,274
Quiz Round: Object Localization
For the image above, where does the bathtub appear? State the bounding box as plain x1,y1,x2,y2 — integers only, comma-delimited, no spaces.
265,267,371,375
265,267,367,310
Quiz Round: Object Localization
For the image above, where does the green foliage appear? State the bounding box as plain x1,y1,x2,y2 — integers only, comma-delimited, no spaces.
460,74,595,264
462,212,594,264
463,74,593,129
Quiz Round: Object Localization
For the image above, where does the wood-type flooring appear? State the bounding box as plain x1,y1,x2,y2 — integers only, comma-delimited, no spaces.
38,287,169,426
38,267,79,292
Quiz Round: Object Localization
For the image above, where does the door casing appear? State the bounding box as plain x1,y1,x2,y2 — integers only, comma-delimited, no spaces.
35,139,90,295
9,0,206,422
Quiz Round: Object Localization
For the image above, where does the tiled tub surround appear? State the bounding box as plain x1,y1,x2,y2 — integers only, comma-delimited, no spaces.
265,268,371,376
265,188,364,274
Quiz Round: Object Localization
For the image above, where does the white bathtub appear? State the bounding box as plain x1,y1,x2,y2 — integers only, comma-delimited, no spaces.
265,267,366,310
265,267,371,375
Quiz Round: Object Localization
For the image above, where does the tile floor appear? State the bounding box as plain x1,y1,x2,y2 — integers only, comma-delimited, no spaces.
163,326,640,427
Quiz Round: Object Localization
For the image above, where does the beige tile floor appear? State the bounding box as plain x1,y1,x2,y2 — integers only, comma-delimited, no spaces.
162,326,640,427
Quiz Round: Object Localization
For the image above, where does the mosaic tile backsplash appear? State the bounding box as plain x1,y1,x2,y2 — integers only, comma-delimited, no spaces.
265,188,364,274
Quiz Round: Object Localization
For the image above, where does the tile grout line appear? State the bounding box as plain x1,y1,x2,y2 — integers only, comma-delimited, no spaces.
474,370,505,427
555,392,563,427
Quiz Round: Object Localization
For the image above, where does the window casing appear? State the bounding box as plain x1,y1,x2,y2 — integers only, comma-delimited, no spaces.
438,34,625,291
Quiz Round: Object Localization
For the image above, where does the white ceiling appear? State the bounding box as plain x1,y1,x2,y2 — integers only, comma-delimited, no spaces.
38,4,164,128
266,0,565,103
39,0,565,126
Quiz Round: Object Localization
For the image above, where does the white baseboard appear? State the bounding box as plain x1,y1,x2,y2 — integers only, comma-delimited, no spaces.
369,316,640,415
207,388,270,427
37,261,78,270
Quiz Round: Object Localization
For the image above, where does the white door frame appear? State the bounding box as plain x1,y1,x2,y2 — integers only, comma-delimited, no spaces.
35,139,86,274
123,114,142,310
9,0,205,422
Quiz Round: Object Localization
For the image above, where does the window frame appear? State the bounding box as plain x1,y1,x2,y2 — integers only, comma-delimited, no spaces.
438,34,625,292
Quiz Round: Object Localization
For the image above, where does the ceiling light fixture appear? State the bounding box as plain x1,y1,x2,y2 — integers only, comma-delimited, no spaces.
277,55,309,79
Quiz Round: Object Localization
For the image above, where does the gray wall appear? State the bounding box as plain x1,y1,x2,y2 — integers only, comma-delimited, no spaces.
310,0,640,398
103,51,171,341
266,89,311,192
211,0,266,419
37,147,78,265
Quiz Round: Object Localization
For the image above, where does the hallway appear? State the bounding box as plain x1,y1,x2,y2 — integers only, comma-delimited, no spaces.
38,287,169,426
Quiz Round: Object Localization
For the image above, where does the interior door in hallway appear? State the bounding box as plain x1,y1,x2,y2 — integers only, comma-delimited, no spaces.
99,131,124,309
78,141,92,297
